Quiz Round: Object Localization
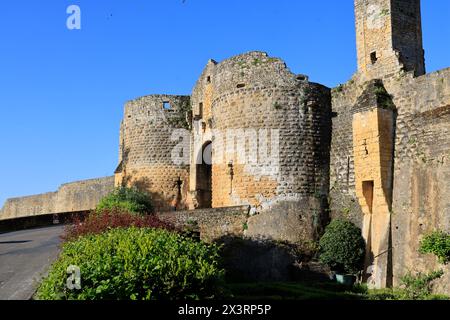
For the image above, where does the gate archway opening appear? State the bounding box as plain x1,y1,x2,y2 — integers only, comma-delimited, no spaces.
196,141,212,208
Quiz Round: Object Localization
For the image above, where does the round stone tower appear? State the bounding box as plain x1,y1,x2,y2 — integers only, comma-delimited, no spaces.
115,94,191,212
190,51,332,245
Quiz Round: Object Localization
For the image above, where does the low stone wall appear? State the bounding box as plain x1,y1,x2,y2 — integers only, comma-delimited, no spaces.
0,177,115,221
158,205,328,282
0,211,87,234
158,205,250,242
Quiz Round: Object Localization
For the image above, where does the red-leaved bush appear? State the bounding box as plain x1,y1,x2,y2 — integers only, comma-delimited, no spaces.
62,209,178,242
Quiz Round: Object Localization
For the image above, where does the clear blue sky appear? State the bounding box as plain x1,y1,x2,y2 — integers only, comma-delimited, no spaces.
0,0,449,206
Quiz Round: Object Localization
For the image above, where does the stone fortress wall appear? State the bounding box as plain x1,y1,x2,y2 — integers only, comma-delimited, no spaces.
330,67,450,292
114,94,191,212
189,51,332,246
0,177,114,220
355,0,425,81
329,0,450,292
0,0,448,294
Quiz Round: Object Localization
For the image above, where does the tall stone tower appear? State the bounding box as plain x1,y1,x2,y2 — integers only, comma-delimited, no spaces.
115,95,191,212
355,0,425,80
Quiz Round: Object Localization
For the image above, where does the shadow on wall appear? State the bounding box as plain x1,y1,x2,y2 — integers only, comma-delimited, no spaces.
121,175,186,212
215,235,331,283
245,196,331,248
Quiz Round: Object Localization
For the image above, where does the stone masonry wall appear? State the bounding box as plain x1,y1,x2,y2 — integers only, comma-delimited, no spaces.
330,68,450,293
0,177,115,220
390,0,425,76
158,205,250,243
116,95,191,212
329,77,365,226
351,80,396,288
211,85,331,208
190,52,332,246
388,69,450,293
355,0,425,81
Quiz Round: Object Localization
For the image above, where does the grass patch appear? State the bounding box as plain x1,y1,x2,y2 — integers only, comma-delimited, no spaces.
225,281,450,300
226,282,364,300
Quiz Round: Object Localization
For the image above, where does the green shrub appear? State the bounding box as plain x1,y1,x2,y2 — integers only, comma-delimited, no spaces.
319,219,366,274
96,187,153,215
399,270,444,300
62,209,177,242
426,294,450,300
366,284,449,301
366,288,401,300
419,230,450,264
36,227,224,300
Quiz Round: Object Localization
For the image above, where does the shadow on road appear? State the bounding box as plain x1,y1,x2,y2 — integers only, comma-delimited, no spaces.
0,240,32,244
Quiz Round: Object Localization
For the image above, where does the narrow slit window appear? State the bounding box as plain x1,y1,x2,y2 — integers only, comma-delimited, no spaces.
362,181,374,214
198,103,203,118
370,52,378,64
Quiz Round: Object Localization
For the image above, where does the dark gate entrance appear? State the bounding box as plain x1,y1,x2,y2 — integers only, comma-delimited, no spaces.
196,141,212,208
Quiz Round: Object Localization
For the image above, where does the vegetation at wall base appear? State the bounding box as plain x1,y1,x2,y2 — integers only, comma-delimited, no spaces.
62,209,177,242
226,281,362,300
37,227,225,300
318,219,366,275
226,281,449,301
96,186,154,215
38,208,448,301
399,269,444,300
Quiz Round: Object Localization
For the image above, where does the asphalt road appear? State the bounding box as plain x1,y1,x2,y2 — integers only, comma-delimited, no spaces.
0,225,64,300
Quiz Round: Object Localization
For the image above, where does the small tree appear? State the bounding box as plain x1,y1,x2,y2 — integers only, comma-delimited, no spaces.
96,186,153,215
319,219,366,274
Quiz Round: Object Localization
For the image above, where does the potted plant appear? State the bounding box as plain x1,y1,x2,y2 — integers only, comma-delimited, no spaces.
318,219,366,286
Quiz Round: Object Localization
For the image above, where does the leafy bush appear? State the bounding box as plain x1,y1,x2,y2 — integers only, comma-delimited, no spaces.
62,209,177,242
37,227,225,300
319,219,366,274
399,270,444,300
365,288,400,300
419,230,450,264
96,187,153,214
